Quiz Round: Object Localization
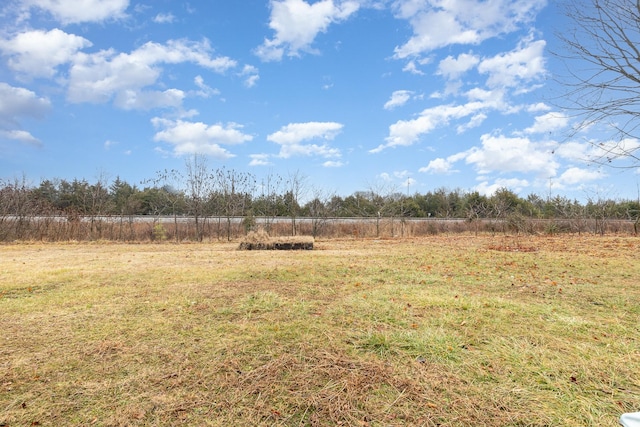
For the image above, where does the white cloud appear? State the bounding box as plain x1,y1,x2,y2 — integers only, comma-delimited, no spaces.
524,112,568,134
419,150,468,174
0,29,92,79
377,171,415,187
0,82,51,122
420,158,454,174
153,12,175,24
267,121,343,158
558,167,604,186
131,39,236,72
0,83,50,145
456,113,487,133
0,129,42,146
465,133,558,177
268,121,342,144
152,118,253,158
244,74,260,87
384,90,413,110
591,138,640,162
114,88,185,110
25,0,129,24
393,170,410,179
279,142,342,159
373,101,485,152
249,154,273,166
476,178,530,196
387,170,418,188
255,0,360,61
478,38,546,89
323,160,344,167
392,0,545,58
239,64,260,88
403,177,417,189
379,37,548,153
465,87,501,103
527,102,552,113
193,75,220,98
436,52,479,80
553,140,589,162
67,39,237,108
554,138,640,165
68,49,157,104
402,60,424,75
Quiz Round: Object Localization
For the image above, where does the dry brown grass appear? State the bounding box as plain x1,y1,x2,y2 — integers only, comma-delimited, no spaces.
238,229,314,250
1,235,639,426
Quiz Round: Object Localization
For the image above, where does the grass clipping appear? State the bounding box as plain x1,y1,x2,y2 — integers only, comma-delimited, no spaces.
238,229,314,250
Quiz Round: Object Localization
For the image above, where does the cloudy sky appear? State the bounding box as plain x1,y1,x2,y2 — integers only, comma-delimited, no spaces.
1,0,638,200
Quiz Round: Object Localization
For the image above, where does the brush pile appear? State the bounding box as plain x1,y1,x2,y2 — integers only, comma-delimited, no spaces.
238,229,314,250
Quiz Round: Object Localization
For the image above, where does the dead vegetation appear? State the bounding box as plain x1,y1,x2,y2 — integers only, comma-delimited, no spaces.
238,229,314,250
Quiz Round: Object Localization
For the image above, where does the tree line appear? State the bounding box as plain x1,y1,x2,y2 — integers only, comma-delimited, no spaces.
1,162,639,241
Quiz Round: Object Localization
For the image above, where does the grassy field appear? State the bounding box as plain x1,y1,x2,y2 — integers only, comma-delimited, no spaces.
1,235,639,426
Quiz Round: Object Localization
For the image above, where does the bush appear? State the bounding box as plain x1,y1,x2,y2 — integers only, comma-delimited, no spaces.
153,223,167,241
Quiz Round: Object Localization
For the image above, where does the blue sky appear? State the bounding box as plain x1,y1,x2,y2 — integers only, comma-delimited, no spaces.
1,0,638,201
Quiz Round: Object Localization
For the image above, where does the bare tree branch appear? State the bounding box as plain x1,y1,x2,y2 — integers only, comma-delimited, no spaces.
553,0,640,167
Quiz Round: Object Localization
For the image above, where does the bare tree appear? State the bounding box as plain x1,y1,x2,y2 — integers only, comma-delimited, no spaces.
304,185,336,238
0,175,34,240
254,171,284,234
215,167,256,241
88,172,110,239
145,169,185,242
184,154,214,241
555,0,640,165
585,189,617,235
285,170,307,236
465,191,489,237
366,180,398,238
